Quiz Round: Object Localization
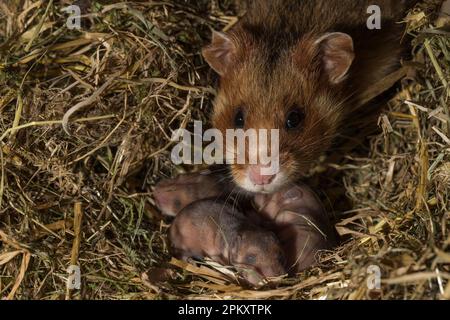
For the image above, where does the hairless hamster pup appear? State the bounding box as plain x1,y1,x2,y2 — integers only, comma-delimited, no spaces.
169,200,286,286
153,171,231,217
253,184,337,273
203,0,417,194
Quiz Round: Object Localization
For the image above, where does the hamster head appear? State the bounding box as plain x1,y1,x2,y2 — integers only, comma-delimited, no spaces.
231,229,286,285
203,29,354,193
253,184,305,218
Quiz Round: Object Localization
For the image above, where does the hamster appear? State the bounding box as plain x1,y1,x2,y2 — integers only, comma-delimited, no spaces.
154,172,336,275
253,184,337,273
203,0,416,193
169,200,286,286
153,170,231,217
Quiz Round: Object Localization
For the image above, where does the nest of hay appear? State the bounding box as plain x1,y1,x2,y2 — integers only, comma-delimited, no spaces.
0,0,449,300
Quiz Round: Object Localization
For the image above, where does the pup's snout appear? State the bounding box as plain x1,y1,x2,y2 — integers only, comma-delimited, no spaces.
248,165,276,186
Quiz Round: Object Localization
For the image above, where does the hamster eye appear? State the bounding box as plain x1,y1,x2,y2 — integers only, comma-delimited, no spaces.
285,108,304,130
234,109,245,129
245,254,256,264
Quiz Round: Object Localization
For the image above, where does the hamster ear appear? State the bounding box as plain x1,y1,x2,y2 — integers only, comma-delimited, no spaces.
202,31,237,76
315,32,355,84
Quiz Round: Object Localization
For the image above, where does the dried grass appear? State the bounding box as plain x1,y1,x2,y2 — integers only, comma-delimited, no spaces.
0,0,449,300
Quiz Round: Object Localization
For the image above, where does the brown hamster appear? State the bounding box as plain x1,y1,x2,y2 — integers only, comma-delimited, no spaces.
153,170,231,217
253,184,337,273
203,0,416,193
169,200,286,286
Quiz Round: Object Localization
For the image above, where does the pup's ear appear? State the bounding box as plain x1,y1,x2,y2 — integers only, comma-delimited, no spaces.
202,31,237,76
315,32,355,84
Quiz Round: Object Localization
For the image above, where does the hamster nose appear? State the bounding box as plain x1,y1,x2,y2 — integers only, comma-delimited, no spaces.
248,165,276,186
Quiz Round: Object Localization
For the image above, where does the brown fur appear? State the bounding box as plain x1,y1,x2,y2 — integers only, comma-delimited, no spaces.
204,0,415,192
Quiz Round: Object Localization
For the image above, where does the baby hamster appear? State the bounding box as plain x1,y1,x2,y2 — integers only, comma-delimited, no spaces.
153,171,230,217
254,184,337,273
169,199,286,286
